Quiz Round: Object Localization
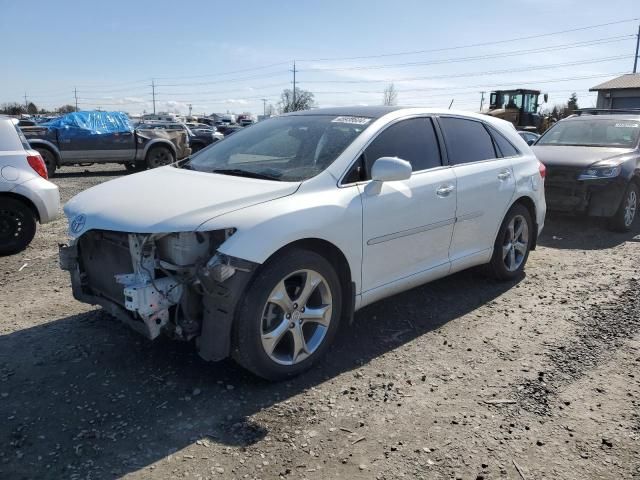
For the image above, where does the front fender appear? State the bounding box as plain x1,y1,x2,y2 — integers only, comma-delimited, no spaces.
197,185,364,294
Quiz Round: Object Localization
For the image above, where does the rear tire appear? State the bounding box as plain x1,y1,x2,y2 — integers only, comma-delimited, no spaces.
145,146,175,169
232,249,343,381
36,147,56,177
0,197,37,256
488,203,533,281
608,182,638,232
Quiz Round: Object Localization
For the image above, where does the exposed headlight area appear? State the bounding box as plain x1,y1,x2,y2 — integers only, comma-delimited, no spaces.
60,228,246,342
578,165,622,180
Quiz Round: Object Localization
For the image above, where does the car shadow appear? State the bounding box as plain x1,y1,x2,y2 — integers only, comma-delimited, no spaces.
0,269,518,479
537,212,640,250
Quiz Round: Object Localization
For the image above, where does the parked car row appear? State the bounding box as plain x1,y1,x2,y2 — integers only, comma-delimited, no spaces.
21,111,191,176
3,106,639,382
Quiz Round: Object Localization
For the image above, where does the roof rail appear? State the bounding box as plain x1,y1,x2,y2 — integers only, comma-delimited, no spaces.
575,108,640,116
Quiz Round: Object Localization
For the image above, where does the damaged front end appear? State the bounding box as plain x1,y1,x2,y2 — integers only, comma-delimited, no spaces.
59,229,256,361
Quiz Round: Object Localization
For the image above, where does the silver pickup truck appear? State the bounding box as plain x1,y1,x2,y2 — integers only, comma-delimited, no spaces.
21,111,191,176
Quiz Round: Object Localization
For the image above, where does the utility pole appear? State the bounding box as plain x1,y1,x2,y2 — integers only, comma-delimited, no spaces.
479,91,485,111
151,79,157,114
24,92,28,111
292,61,297,110
188,103,192,116
74,87,78,112
634,23,640,73
261,98,267,116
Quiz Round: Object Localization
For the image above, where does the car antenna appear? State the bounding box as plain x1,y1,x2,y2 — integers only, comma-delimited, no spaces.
448,99,454,110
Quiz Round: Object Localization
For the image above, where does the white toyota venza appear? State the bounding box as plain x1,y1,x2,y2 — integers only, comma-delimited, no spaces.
61,107,546,380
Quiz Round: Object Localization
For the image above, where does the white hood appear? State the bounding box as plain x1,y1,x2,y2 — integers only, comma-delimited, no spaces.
64,166,300,237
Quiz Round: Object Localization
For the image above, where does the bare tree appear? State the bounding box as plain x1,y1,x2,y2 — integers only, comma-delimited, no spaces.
57,104,76,114
0,102,25,115
279,88,315,113
265,103,276,116
383,83,398,106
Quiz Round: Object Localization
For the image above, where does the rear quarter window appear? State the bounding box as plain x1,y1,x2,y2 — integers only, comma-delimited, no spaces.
488,126,520,157
0,120,28,151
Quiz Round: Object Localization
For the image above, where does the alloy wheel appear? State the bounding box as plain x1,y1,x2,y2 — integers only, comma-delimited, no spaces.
502,214,529,272
148,149,172,168
260,269,333,365
624,189,637,227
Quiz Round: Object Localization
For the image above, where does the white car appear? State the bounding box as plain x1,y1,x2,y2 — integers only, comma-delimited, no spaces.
0,116,60,255
60,107,546,380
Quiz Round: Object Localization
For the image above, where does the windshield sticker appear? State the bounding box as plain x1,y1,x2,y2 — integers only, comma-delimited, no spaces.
332,116,372,125
614,123,638,128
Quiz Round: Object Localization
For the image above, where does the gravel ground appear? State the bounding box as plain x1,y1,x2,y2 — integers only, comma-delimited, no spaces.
1,164,639,480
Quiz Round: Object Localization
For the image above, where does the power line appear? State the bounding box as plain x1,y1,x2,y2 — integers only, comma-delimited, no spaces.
307,72,627,96
298,55,631,84
155,70,290,88
152,61,292,81
302,35,635,72
298,17,640,62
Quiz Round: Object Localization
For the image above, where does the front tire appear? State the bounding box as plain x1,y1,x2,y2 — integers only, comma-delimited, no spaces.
488,203,533,281
0,198,37,256
233,249,343,381
609,182,638,232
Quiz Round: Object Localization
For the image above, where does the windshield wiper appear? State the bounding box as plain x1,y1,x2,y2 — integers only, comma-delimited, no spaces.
211,168,281,181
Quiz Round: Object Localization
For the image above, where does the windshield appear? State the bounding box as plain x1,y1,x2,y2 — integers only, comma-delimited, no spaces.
187,115,369,181
537,119,640,148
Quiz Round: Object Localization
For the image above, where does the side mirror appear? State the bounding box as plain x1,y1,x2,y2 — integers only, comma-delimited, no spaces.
527,139,536,146
543,93,549,103
371,157,412,183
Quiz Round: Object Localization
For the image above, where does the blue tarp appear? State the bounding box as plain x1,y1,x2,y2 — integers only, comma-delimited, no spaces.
43,111,133,134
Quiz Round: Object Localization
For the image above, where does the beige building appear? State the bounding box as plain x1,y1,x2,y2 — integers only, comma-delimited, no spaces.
590,74,640,109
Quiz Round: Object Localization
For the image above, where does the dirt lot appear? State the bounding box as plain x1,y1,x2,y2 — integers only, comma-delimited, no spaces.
1,165,639,480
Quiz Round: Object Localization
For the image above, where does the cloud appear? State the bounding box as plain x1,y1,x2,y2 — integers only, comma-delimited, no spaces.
223,99,249,105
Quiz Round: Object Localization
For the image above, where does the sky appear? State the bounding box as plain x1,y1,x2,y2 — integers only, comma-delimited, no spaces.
0,0,638,116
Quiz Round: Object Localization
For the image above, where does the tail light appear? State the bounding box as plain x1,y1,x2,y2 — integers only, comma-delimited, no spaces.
538,161,546,179
27,154,48,180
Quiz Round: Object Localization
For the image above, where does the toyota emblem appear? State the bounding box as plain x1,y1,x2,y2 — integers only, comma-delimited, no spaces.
71,214,86,234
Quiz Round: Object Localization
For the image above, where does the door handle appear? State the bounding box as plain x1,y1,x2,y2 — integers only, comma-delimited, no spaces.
436,184,455,197
498,170,512,181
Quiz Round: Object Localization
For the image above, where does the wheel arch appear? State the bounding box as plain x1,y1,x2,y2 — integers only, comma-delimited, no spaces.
511,195,538,250
30,140,61,165
199,237,355,363
261,237,355,321
142,139,177,159
0,192,40,222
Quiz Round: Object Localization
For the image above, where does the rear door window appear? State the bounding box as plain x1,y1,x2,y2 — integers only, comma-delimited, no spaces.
363,117,442,173
439,117,497,165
